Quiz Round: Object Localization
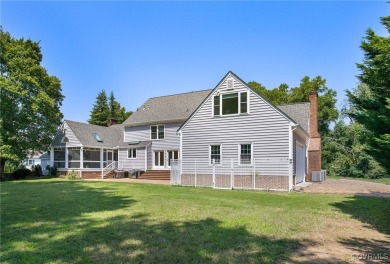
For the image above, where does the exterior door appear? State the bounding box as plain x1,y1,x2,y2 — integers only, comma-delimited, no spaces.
167,150,179,168
295,142,305,184
154,151,165,169
107,151,113,165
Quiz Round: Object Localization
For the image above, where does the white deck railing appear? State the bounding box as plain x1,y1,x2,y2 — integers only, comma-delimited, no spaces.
101,161,118,178
171,158,292,191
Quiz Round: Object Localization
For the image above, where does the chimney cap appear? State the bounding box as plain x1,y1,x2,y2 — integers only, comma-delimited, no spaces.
309,90,318,95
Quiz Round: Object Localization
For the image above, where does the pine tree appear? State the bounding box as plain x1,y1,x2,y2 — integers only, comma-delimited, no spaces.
88,90,110,126
347,15,390,173
89,90,132,126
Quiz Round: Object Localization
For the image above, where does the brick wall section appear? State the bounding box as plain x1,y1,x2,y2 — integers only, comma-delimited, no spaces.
58,170,103,179
307,91,322,181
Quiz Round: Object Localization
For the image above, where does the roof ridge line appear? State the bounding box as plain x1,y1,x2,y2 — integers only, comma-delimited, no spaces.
277,102,310,107
148,89,212,100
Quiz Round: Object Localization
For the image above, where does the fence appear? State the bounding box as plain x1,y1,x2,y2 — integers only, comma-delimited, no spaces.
171,158,292,191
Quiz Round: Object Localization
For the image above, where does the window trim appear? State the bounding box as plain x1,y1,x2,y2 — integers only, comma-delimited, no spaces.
127,148,137,159
238,143,253,165
209,144,222,165
213,91,249,117
150,124,165,140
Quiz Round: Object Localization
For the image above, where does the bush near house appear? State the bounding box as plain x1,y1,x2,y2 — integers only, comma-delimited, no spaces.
11,168,32,179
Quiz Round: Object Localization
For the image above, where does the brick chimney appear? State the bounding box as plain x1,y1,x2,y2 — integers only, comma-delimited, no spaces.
307,91,322,181
107,118,118,127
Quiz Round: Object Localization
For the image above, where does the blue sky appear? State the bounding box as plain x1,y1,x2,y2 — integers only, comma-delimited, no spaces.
2,1,389,123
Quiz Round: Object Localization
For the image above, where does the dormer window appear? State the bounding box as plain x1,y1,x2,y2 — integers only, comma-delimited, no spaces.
91,132,103,142
213,92,248,116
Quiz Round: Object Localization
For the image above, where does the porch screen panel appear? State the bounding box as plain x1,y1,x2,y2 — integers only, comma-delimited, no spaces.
54,148,65,168
68,148,81,168
83,148,101,168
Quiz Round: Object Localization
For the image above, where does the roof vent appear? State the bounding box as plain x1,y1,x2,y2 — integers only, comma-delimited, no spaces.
227,79,234,90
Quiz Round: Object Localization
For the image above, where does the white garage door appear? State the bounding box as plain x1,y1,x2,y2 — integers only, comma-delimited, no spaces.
295,142,305,184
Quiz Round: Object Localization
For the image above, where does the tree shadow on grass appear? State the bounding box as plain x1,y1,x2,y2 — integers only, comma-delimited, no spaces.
1,180,135,263
331,195,390,236
1,180,346,263
3,212,317,263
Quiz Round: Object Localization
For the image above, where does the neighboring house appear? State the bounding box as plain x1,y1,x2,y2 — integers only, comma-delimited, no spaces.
23,152,51,175
49,71,321,188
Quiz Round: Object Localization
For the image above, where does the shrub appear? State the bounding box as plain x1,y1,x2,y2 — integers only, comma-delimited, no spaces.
33,164,43,177
46,165,58,176
12,168,32,179
66,170,79,180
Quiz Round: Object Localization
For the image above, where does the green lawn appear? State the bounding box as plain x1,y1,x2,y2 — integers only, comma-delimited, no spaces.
327,175,390,185
1,178,389,263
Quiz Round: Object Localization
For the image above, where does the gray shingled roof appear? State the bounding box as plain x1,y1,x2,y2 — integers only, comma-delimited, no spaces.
123,90,212,126
117,140,151,148
277,103,310,133
51,130,66,147
64,120,124,148
52,88,310,149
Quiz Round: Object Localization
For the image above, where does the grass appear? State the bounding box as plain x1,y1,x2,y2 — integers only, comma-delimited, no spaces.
327,175,390,185
1,178,389,263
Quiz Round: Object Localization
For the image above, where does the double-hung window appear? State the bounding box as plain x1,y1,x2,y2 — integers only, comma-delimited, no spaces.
240,144,252,164
128,148,137,159
210,145,221,164
213,92,248,116
151,125,165,140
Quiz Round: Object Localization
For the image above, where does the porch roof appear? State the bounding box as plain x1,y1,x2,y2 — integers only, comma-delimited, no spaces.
52,120,124,148
117,141,151,149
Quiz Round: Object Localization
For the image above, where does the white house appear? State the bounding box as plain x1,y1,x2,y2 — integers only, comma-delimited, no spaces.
50,71,322,190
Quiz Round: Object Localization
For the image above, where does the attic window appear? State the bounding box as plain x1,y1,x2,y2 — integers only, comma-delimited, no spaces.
61,137,69,143
92,132,103,142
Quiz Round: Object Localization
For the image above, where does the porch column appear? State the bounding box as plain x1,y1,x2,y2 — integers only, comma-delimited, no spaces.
145,147,147,171
100,148,104,169
80,147,83,169
50,147,54,166
65,147,69,169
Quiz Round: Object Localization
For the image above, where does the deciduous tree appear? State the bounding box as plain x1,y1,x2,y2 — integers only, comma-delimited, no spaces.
0,28,64,177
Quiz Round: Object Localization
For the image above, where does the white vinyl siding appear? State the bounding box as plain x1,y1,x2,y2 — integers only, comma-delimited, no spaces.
119,148,145,170
124,123,181,170
62,122,82,147
182,75,290,164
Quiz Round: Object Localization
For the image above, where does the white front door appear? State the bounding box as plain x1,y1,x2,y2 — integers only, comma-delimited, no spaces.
295,142,305,184
154,151,165,169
